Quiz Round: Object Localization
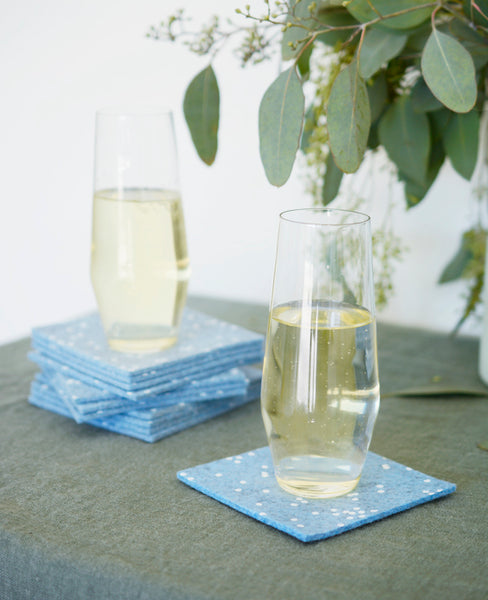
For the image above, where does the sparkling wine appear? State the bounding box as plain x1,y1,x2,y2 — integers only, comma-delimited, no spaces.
90,188,190,352
261,300,380,498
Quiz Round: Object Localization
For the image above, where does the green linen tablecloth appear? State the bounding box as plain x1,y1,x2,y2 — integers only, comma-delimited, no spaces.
1,297,487,600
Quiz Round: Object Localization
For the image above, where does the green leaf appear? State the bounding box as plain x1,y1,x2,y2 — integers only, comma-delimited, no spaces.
378,95,430,186
327,61,371,173
346,0,433,30
281,0,316,61
300,105,315,152
427,136,447,180
297,42,313,80
439,237,474,283
411,78,443,113
259,67,305,186
442,19,488,70
443,111,480,180
463,0,488,26
183,65,219,165
477,440,488,451
367,72,388,123
404,22,432,53
322,153,344,205
402,177,427,207
359,29,407,79
367,121,381,149
316,8,359,47
421,30,477,113
400,136,445,207
430,107,454,137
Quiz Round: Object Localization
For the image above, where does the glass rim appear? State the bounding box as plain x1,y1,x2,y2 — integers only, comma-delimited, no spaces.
279,207,371,227
95,105,174,118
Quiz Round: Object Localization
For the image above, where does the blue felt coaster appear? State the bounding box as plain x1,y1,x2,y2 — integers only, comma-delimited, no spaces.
28,368,262,443
30,354,249,421
30,343,261,399
177,447,456,543
31,310,264,395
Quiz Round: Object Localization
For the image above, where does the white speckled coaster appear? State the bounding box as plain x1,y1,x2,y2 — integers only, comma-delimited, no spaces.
30,354,250,422
28,369,262,443
31,309,264,397
177,447,456,543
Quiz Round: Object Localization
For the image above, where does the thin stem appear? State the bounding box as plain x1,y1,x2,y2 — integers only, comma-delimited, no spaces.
473,1,488,22
354,25,367,65
431,4,442,29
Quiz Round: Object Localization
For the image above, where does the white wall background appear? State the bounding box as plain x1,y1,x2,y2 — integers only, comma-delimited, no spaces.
0,0,484,344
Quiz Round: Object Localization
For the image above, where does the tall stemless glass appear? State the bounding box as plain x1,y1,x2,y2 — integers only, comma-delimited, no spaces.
261,208,380,498
91,108,190,352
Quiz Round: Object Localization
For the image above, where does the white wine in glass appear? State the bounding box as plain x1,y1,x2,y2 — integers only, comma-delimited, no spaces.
91,109,190,352
261,209,380,498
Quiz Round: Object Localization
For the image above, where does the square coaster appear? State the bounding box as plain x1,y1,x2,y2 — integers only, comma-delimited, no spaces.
30,354,250,421
177,447,456,543
31,309,264,395
28,369,262,443
30,343,261,399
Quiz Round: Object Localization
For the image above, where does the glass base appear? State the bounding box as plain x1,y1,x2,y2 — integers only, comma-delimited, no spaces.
273,454,363,498
108,336,177,353
276,474,360,499
104,321,179,353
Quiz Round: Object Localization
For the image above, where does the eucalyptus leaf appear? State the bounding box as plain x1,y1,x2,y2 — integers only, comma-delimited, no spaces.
421,30,477,113
443,111,480,180
402,176,427,207
367,121,381,149
297,42,313,80
404,22,432,53
316,9,359,47
378,95,430,186
367,72,388,123
321,0,344,6
300,105,315,152
346,0,432,30
359,29,407,79
430,107,454,138
411,78,443,113
327,61,371,173
427,137,447,182
259,67,305,186
442,19,488,70
183,65,219,165
439,237,473,283
322,153,344,205
399,121,445,207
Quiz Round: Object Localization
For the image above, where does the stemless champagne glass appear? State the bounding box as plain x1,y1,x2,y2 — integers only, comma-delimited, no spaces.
91,108,190,352
261,208,380,498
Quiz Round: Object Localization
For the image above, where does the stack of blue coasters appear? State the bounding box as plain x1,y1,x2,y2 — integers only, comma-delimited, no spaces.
28,309,264,442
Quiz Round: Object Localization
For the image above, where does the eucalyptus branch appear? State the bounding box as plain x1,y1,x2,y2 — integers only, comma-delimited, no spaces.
339,24,363,50
150,0,488,327
355,25,368,63
370,2,441,24
236,2,289,27
279,1,441,56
